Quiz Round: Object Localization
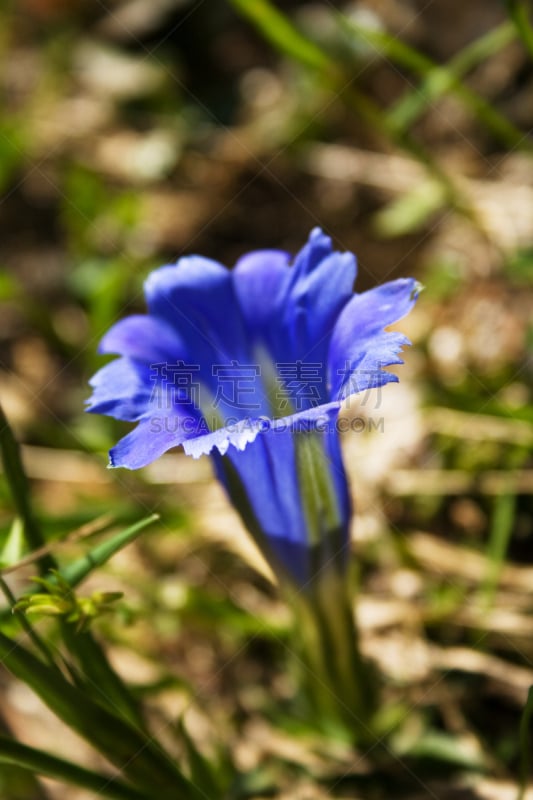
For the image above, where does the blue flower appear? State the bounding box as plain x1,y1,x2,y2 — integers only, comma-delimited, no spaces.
87,228,419,585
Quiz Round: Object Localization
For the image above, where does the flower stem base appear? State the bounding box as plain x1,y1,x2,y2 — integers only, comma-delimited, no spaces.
286,568,378,747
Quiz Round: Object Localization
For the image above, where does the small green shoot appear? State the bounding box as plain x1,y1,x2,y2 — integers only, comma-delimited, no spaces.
14,571,123,633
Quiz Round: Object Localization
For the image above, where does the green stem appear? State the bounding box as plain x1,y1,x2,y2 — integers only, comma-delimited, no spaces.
288,569,377,745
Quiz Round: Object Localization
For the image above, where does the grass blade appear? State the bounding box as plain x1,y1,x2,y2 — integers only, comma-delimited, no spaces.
178,718,224,799
58,624,146,730
228,0,473,229
228,0,330,72
481,492,517,608
339,15,525,149
506,0,533,60
60,514,159,588
0,631,202,800
0,737,149,800
374,180,447,236
0,404,53,572
0,405,153,732
59,514,159,729
0,711,50,800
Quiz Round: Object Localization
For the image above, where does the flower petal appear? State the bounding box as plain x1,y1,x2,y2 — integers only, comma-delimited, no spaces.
98,315,188,364
109,411,198,469
214,426,310,582
328,278,420,399
212,404,350,585
233,231,356,366
181,400,343,459
86,358,152,421
145,255,249,365
270,230,357,377
232,249,291,336
182,417,268,459
268,401,342,433
281,249,356,363
324,421,351,539
289,227,335,278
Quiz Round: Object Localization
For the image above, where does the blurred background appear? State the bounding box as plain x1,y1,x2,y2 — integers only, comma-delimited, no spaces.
1,0,533,797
